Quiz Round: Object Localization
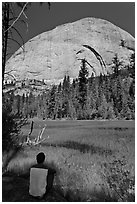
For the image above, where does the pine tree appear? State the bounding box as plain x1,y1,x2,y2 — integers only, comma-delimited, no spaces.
98,94,108,119
62,75,71,118
111,75,123,116
129,52,135,79
47,85,57,119
120,92,132,120
16,95,21,115
68,99,77,119
112,54,122,77
54,92,63,119
58,82,62,92
107,101,116,119
63,75,70,94
78,59,89,109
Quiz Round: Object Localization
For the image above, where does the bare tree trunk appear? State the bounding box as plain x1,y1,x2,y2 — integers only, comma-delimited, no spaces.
2,3,9,87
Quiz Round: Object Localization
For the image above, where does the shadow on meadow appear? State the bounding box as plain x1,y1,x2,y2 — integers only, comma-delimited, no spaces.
42,141,113,156
98,127,129,131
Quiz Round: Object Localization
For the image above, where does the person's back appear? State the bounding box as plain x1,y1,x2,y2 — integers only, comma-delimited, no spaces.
29,152,56,198
29,166,48,197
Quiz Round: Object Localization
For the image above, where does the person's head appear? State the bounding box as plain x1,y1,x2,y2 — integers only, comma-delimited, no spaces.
36,152,45,164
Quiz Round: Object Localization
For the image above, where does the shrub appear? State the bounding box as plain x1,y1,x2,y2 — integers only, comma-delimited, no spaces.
3,103,20,151
100,157,135,201
2,98,27,172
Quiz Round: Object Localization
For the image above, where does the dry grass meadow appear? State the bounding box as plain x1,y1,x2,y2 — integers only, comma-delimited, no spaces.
3,119,135,201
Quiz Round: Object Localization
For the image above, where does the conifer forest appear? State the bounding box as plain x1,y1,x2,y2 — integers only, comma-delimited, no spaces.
4,54,135,121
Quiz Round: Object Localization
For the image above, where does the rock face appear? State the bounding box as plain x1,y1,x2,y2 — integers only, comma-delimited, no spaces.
5,17,135,83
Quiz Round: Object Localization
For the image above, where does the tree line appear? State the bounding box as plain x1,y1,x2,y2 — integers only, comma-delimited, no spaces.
5,53,135,121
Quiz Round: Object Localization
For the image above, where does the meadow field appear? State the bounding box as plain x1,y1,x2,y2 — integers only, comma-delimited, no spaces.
3,119,135,202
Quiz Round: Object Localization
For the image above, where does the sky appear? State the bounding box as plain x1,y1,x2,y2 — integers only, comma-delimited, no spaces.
7,2,135,59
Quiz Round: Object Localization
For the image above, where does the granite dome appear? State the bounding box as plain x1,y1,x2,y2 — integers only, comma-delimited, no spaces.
5,17,135,83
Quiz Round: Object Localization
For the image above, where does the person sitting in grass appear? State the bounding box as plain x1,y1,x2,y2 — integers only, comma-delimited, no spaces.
29,152,56,198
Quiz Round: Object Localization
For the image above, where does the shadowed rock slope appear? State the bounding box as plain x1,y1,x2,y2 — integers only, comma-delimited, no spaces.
5,17,135,83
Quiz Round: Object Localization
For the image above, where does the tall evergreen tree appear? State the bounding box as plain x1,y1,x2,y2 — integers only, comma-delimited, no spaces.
47,85,57,119
63,75,70,93
129,52,135,79
112,54,122,77
78,59,89,109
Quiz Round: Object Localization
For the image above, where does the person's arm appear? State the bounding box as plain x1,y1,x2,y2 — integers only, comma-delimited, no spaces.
48,168,56,175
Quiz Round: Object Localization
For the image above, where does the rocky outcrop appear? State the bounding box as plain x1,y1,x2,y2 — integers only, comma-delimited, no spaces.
5,17,135,83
